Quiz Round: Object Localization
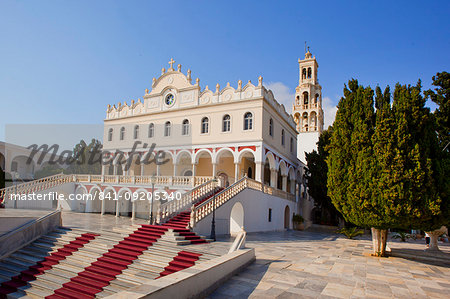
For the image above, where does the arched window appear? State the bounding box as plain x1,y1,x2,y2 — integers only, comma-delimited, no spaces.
303,112,309,132
201,117,209,134
222,115,231,132
120,127,125,140
296,95,300,105
182,119,190,136
269,118,274,136
290,137,294,153
244,112,253,130
134,125,139,139
108,128,113,142
315,94,319,104
303,92,309,105
148,123,154,138
302,68,306,79
281,129,285,146
307,67,312,78
164,121,171,137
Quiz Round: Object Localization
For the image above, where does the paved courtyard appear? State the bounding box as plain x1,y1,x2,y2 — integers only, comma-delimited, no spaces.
209,230,450,299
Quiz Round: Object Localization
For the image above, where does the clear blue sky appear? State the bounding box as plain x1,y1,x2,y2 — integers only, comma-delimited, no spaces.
1,0,449,142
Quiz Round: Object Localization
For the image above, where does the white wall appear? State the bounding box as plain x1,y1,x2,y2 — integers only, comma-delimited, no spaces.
297,131,319,163
193,188,297,236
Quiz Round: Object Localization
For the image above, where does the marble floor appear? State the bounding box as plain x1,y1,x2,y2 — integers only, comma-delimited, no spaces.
209,230,450,299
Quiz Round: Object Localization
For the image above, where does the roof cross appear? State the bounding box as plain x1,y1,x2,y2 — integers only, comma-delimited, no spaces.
168,58,175,70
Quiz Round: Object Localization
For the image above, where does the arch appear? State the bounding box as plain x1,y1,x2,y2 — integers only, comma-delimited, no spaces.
302,68,306,79
307,67,312,79
148,123,155,138
175,150,192,165
263,152,277,170
194,149,213,176
118,188,133,217
230,202,244,236
222,114,231,132
278,160,288,176
214,148,235,164
310,111,317,130
108,128,113,142
284,205,290,229
315,93,320,104
102,187,117,215
296,95,300,105
303,92,309,105
302,112,309,131
182,119,190,136
134,188,151,220
164,121,171,137
201,117,209,134
10,155,35,181
193,149,213,164
159,151,174,176
88,185,103,213
243,112,253,130
120,127,125,140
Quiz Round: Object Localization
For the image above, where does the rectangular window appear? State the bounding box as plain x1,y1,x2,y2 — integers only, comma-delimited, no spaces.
268,208,272,222
290,137,294,153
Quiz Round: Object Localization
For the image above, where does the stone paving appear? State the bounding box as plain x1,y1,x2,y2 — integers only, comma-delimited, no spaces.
209,230,450,299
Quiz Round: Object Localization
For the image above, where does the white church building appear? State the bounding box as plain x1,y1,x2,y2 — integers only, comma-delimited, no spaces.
1,52,324,235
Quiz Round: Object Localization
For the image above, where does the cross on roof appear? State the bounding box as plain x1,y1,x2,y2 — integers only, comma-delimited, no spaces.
168,58,175,69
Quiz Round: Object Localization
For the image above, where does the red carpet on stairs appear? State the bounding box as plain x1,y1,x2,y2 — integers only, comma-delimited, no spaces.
157,250,202,278
0,232,99,297
161,187,223,244
46,225,168,299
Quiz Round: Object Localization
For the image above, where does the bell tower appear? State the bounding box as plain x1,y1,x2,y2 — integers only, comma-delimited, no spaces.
293,48,324,162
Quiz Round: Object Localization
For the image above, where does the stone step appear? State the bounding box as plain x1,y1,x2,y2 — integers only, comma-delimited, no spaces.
24,276,62,293
19,282,55,299
0,262,28,274
45,267,77,280
3,257,34,269
34,272,70,286
5,289,31,299
95,289,116,298
10,252,44,265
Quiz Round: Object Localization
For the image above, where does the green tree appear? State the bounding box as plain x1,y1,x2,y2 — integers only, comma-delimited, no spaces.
327,79,446,256
425,71,450,149
305,128,342,225
64,139,102,175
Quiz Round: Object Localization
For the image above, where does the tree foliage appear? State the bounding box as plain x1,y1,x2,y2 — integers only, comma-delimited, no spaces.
327,79,448,231
64,139,102,175
305,128,341,225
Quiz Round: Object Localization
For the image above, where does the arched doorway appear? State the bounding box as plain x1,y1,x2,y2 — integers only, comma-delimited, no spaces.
218,172,229,187
230,202,244,236
284,205,290,229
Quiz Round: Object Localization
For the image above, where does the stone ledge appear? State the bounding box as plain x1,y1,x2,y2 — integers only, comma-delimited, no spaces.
104,248,255,299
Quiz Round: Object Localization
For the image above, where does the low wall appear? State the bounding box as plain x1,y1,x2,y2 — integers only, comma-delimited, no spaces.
0,210,61,259
193,188,297,236
105,248,255,299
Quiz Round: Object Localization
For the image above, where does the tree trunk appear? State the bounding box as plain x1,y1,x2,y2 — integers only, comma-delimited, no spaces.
371,227,388,256
425,227,446,251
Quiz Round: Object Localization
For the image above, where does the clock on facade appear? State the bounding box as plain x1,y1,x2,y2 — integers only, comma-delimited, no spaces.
165,93,175,106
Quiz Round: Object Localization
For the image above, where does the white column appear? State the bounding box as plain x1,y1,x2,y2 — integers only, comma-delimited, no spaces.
290,179,295,194
140,164,145,176
173,163,178,177
255,162,263,183
156,164,161,176
101,198,106,215
113,164,118,175
101,165,106,175
115,198,120,217
234,162,239,182
282,175,287,192
192,163,197,176
270,169,277,188
212,163,217,177
131,200,136,220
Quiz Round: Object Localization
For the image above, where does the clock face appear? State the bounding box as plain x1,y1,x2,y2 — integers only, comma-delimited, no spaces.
165,93,175,106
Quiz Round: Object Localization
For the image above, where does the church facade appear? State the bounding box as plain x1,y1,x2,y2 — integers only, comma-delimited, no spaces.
102,58,304,196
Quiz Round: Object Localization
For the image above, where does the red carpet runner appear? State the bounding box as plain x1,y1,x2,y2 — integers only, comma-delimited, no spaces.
0,232,99,298
157,250,202,278
46,225,167,299
162,187,223,244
